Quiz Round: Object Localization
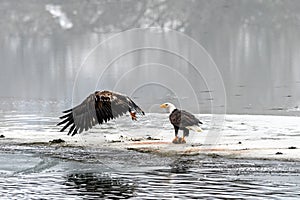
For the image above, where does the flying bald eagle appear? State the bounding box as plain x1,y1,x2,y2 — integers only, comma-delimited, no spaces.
58,90,144,136
160,102,203,144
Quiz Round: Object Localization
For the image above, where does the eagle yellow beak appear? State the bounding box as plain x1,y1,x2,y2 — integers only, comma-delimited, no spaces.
160,104,167,108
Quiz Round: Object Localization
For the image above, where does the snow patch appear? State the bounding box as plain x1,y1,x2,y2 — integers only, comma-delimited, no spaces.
45,4,73,30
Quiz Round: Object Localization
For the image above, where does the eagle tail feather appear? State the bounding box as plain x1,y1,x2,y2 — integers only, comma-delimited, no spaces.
186,125,203,132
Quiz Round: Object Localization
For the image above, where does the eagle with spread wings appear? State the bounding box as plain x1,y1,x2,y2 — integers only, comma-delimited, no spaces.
57,90,144,136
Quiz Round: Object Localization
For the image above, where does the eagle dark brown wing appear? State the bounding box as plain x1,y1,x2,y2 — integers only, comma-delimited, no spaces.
57,90,144,136
169,109,202,128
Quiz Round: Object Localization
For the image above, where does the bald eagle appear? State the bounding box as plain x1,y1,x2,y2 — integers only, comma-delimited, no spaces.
160,103,203,144
57,90,144,136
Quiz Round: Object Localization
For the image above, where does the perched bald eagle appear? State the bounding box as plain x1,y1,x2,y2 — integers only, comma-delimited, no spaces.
58,90,144,136
160,103,203,144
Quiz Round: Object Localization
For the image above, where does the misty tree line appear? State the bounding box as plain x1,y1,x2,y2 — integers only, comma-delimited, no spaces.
1,0,299,37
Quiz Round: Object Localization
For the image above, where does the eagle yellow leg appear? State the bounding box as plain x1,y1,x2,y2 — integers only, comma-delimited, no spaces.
172,137,187,144
172,136,179,144
130,112,137,120
178,137,186,144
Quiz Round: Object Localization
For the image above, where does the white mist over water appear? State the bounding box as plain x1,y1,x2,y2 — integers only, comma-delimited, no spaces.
1,1,300,115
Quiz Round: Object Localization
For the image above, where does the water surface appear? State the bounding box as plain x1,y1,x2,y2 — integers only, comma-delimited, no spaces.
0,101,299,199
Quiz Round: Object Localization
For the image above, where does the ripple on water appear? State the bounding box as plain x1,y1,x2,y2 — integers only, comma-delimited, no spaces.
0,150,300,199
0,111,300,199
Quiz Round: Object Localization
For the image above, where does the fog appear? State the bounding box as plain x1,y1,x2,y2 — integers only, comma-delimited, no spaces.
1,0,299,115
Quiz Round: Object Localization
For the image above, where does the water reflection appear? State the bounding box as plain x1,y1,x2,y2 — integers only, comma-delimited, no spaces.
65,172,136,199
0,145,299,199
1,33,300,115
168,158,193,173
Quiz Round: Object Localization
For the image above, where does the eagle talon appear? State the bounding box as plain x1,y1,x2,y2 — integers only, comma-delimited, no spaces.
172,137,179,144
130,112,137,121
178,137,186,144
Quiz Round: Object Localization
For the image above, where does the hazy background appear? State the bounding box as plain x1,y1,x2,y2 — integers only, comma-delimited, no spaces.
1,0,300,115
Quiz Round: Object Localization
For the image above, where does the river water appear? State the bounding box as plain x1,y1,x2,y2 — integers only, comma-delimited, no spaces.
0,100,299,199
0,148,299,199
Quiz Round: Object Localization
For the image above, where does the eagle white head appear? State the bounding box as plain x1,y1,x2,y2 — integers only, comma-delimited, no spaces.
160,102,177,114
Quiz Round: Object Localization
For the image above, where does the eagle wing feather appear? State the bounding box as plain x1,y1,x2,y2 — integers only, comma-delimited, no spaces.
169,109,202,128
57,90,144,136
